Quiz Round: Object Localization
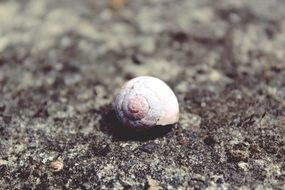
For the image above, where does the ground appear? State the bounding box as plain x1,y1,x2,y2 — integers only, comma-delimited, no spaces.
0,0,285,189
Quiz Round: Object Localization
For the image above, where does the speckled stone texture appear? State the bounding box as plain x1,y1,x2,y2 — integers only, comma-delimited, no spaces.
0,0,284,189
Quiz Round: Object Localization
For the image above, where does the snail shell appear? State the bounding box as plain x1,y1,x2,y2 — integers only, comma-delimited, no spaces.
113,76,179,129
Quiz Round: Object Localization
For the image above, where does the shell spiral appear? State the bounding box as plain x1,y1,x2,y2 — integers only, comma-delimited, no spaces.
113,76,179,129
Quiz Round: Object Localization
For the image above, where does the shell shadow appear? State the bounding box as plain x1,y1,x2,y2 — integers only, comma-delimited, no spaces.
99,108,174,141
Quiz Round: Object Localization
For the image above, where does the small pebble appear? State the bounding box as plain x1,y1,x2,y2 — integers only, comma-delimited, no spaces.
111,0,126,10
50,160,64,172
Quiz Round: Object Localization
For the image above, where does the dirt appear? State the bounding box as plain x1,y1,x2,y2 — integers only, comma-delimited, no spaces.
0,0,284,189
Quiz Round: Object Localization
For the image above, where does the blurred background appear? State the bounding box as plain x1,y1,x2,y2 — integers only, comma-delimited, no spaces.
0,0,284,189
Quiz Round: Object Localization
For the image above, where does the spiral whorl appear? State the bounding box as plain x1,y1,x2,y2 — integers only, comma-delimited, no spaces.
125,95,149,120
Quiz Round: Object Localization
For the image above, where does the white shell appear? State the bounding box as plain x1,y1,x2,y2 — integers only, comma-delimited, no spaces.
113,76,179,129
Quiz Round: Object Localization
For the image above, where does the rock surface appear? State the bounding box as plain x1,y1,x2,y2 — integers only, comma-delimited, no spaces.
0,0,284,189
